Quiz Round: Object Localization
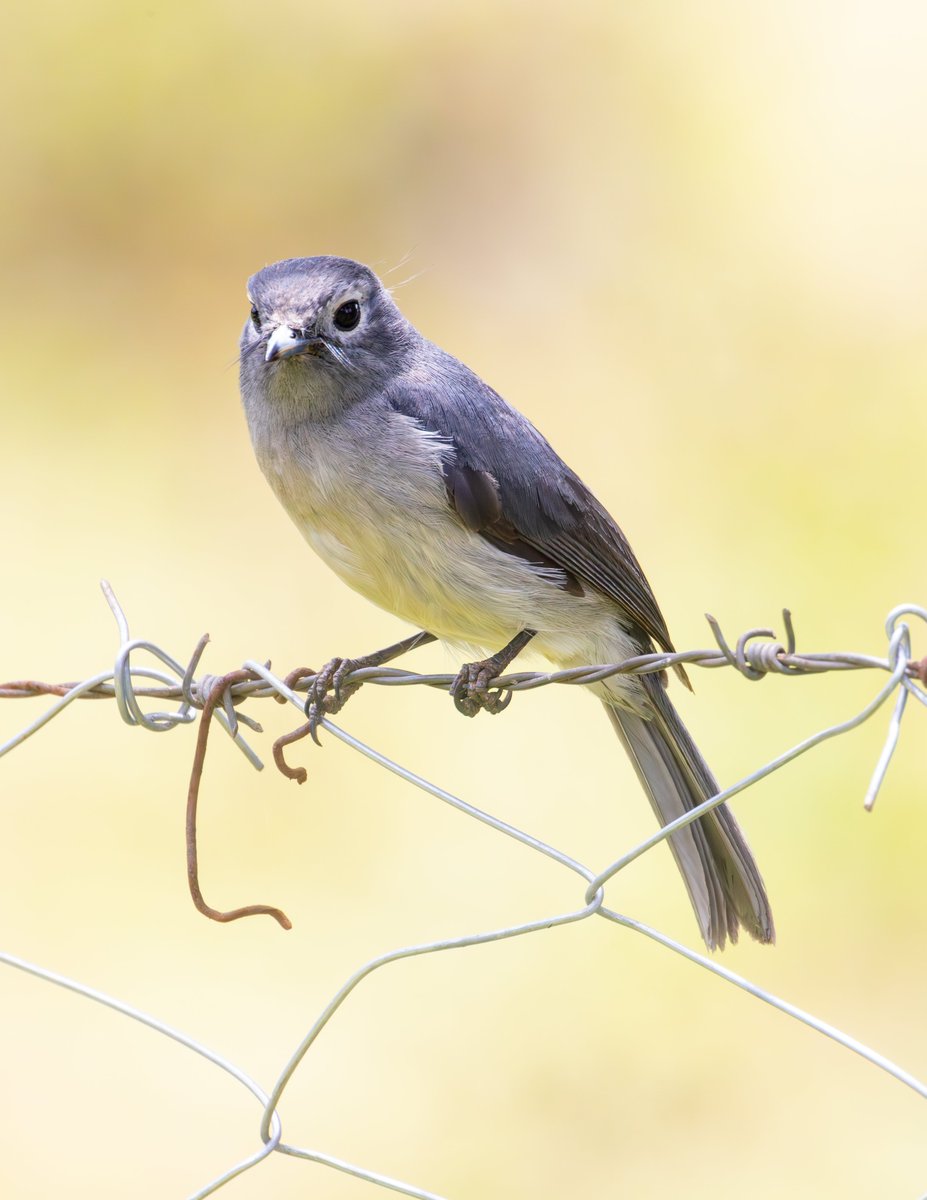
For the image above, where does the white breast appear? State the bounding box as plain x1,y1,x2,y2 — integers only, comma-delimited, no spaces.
246,397,636,683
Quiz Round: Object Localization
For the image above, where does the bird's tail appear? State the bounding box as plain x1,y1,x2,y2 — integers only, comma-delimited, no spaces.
604,674,774,950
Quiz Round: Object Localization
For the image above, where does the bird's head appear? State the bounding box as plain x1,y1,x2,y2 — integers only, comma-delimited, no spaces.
239,256,414,415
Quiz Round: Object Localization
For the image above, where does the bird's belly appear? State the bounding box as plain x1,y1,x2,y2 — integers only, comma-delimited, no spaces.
303,504,639,679
256,419,636,671
301,500,546,643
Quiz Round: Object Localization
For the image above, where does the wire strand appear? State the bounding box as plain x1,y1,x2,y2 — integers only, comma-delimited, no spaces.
0,586,924,1198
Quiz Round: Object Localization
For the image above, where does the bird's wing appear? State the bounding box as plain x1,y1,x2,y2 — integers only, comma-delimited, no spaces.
384,349,676,655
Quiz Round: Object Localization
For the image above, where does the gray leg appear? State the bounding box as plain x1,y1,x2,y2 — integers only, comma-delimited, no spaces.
305,630,437,740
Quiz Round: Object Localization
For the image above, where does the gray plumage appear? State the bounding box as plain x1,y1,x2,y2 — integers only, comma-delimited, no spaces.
239,255,774,950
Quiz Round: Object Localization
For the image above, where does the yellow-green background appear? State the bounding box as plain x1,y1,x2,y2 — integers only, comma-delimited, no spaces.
1,2,925,1197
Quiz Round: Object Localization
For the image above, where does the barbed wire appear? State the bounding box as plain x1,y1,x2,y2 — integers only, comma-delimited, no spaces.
1,583,925,1199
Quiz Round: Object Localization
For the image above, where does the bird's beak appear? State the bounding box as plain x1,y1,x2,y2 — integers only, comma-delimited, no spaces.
265,326,319,363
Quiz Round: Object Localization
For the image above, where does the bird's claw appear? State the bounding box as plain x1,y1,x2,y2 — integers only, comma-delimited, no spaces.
450,660,514,718
304,657,363,743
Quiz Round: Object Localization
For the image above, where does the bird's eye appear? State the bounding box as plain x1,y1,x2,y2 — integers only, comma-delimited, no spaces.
250,304,260,328
333,299,361,331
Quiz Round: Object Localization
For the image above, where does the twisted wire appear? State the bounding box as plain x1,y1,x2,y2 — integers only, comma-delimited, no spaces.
0,583,924,1200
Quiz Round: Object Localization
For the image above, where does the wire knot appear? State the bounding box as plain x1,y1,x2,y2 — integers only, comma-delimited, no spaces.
705,609,798,680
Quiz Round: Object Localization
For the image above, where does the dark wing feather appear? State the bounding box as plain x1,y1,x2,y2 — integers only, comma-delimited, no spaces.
384,344,676,655
444,462,502,531
444,461,585,597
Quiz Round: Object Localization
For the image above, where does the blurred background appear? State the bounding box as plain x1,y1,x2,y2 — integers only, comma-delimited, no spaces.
1,1,925,1196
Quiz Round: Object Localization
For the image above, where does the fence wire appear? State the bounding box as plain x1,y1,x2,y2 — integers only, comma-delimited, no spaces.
1,582,925,1199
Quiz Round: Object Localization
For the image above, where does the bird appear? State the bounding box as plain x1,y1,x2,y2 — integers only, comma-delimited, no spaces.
238,255,774,951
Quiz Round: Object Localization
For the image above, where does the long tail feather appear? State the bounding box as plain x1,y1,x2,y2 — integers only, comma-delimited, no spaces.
605,675,774,950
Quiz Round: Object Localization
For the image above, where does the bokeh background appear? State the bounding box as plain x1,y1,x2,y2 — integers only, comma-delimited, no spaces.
1,2,925,1197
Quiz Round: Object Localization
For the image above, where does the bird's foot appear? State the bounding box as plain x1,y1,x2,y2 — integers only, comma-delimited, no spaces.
302,631,438,743
451,654,517,717
450,629,537,717
450,629,536,718
304,656,365,743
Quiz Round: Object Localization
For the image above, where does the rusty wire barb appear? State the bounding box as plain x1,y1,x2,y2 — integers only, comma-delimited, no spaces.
0,584,926,1200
